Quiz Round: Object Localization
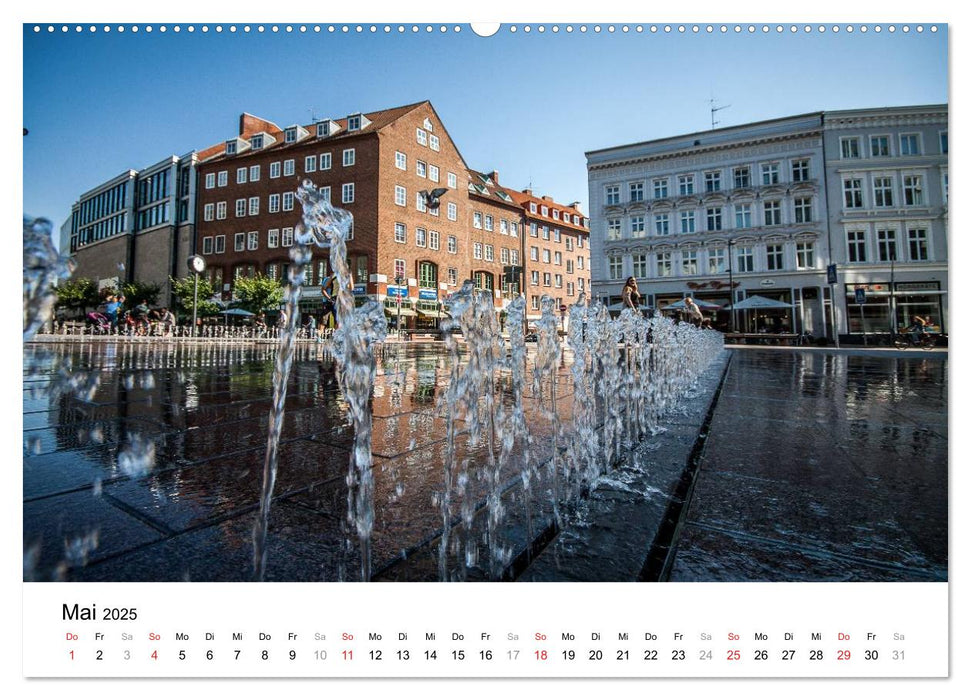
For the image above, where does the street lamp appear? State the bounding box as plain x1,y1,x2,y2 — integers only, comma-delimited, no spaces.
187,255,207,337
394,274,404,340
726,239,736,333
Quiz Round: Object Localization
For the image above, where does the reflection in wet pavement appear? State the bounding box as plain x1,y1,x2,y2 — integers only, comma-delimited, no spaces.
669,349,947,582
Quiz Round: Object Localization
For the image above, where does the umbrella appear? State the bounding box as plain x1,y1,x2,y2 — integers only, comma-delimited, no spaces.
662,299,722,310
726,295,791,310
220,308,255,316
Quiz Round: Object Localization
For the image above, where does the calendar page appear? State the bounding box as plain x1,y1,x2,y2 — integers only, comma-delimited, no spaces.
15,1,958,696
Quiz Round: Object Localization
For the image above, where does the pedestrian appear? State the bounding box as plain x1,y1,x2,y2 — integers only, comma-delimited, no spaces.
104,294,122,333
320,274,337,328
305,313,318,340
622,277,641,311
908,314,930,344
158,307,175,336
684,296,704,327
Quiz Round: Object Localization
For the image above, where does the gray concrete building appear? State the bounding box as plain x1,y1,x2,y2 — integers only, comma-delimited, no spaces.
588,104,949,340
64,152,201,305
587,113,831,336
823,105,948,335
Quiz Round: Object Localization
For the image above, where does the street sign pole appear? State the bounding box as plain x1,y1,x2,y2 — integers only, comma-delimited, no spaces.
827,264,839,349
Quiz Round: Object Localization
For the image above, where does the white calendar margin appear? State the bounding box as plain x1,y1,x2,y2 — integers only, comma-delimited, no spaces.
10,0,963,696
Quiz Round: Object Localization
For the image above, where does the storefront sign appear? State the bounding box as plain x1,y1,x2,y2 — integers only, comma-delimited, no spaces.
854,288,867,305
352,283,367,296
896,282,940,292
759,279,776,287
419,288,438,301
386,286,408,298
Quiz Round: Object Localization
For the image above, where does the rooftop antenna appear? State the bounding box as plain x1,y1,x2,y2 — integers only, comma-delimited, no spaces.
309,107,319,123
709,98,730,130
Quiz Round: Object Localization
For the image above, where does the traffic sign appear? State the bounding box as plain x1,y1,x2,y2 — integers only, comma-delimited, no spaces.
854,287,866,305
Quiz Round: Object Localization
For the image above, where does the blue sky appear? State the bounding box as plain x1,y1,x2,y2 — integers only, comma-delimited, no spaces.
23,24,947,231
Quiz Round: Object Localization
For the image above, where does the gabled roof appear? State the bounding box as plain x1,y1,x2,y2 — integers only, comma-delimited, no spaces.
506,188,589,233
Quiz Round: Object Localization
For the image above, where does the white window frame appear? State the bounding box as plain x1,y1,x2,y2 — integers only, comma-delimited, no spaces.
283,159,295,176
342,183,355,204
247,231,259,251
395,185,407,207
202,236,213,254
268,228,279,248
269,162,280,179
248,196,259,216
269,194,280,213
205,173,215,189
343,148,355,167
249,165,260,182
305,155,317,173
217,171,228,187
395,151,407,170
320,153,332,170
237,167,247,185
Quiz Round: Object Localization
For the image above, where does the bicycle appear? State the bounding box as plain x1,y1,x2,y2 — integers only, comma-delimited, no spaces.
892,332,938,350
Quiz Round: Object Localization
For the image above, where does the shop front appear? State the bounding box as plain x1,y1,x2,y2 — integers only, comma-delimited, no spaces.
844,281,946,335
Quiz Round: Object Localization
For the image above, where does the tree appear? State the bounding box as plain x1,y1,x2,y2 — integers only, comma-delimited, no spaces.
121,281,161,307
54,278,100,316
170,276,221,319
232,274,284,313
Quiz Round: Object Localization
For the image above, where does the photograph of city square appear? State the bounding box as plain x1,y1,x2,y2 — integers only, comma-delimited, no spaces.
23,22,947,584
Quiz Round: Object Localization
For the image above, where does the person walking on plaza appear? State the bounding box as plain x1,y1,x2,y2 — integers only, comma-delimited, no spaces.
622,277,641,312
684,296,704,327
304,313,318,340
319,273,337,329
104,294,122,333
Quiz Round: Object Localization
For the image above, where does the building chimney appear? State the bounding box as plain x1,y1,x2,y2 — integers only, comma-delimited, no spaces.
522,188,532,196
489,170,499,184
541,195,554,202
570,201,584,215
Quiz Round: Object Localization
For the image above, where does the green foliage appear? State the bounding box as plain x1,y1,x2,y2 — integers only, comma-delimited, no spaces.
120,280,161,307
170,276,221,318
55,277,100,314
232,274,284,313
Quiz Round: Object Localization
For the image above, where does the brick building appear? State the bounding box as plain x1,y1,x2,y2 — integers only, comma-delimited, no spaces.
195,100,589,328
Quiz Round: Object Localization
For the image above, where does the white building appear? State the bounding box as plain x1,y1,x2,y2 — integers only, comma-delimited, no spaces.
587,113,831,336
823,105,948,335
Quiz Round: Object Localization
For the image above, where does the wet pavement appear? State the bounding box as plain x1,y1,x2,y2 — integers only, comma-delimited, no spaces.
669,348,948,582
22,341,947,583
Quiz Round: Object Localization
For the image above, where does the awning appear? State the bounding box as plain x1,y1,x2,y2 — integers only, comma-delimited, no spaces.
417,309,450,318
386,307,417,316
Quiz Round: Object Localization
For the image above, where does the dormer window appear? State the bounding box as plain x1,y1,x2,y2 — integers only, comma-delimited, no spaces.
250,134,264,150
285,127,297,143
226,140,237,155
541,206,549,217
317,122,329,137
348,115,361,131
496,190,512,203
552,210,560,220
423,117,434,132
530,203,537,214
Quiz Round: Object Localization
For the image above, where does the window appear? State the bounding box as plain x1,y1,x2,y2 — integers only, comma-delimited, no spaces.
766,244,784,271
484,244,494,261
706,207,722,231
320,153,332,170
629,182,644,202
473,212,482,229
448,172,457,188
680,211,696,234
847,230,867,263
248,197,259,216
796,242,815,269
531,271,539,285
844,178,864,208
940,131,948,154
429,165,439,183
566,259,573,273
447,202,457,221
447,235,457,254
500,248,509,264
903,175,924,206
395,151,407,170
791,159,810,182
733,167,751,189
416,192,426,213
708,247,726,274
761,163,779,185
704,171,721,192
429,230,440,251
410,227,425,248
416,161,426,178
900,133,920,156
282,192,294,211
554,274,563,288
216,202,227,219
841,137,861,159
908,228,928,261
473,242,482,259
653,178,669,198
305,155,317,173
249,165,260,182
247,231,259,251
393,258,406,281
542,249,551,264
236,199,246,217
542,225,549,240
447,267,457,285
484,215,494,232
284,127,297,143
270,162,280,179
226,141,237,156
605,185,620,205
552,210,560,220
205,173,215,189
217,171,228,187
655,214,670,235
393,222,407,244
530,222,538,237
763,201,781,226
794,197,813,224
343,149,355,167
607,219,622,240
870,136,890,157
511,250,519,265
531,295,540,310
877,229,898,262
416,128,427,146
678,175,694,196
657,252,673,277
541,206,549,217
234,232,246,251
873,177,894,207
204,203,214,221
734,204,751,229
429,134,440,151
342,183,354,203
284,159,295,176
530,203,537,214
237,167,247,184
268,229,279,248
202,236,213,254
530,246,538,261
347,115,362,132
543,273,551,286
395,185,407,207
735,246,755,273
215,235,225,253
682,250,698,275
281,228,294,247
500,219,509,235
630,216,646,237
